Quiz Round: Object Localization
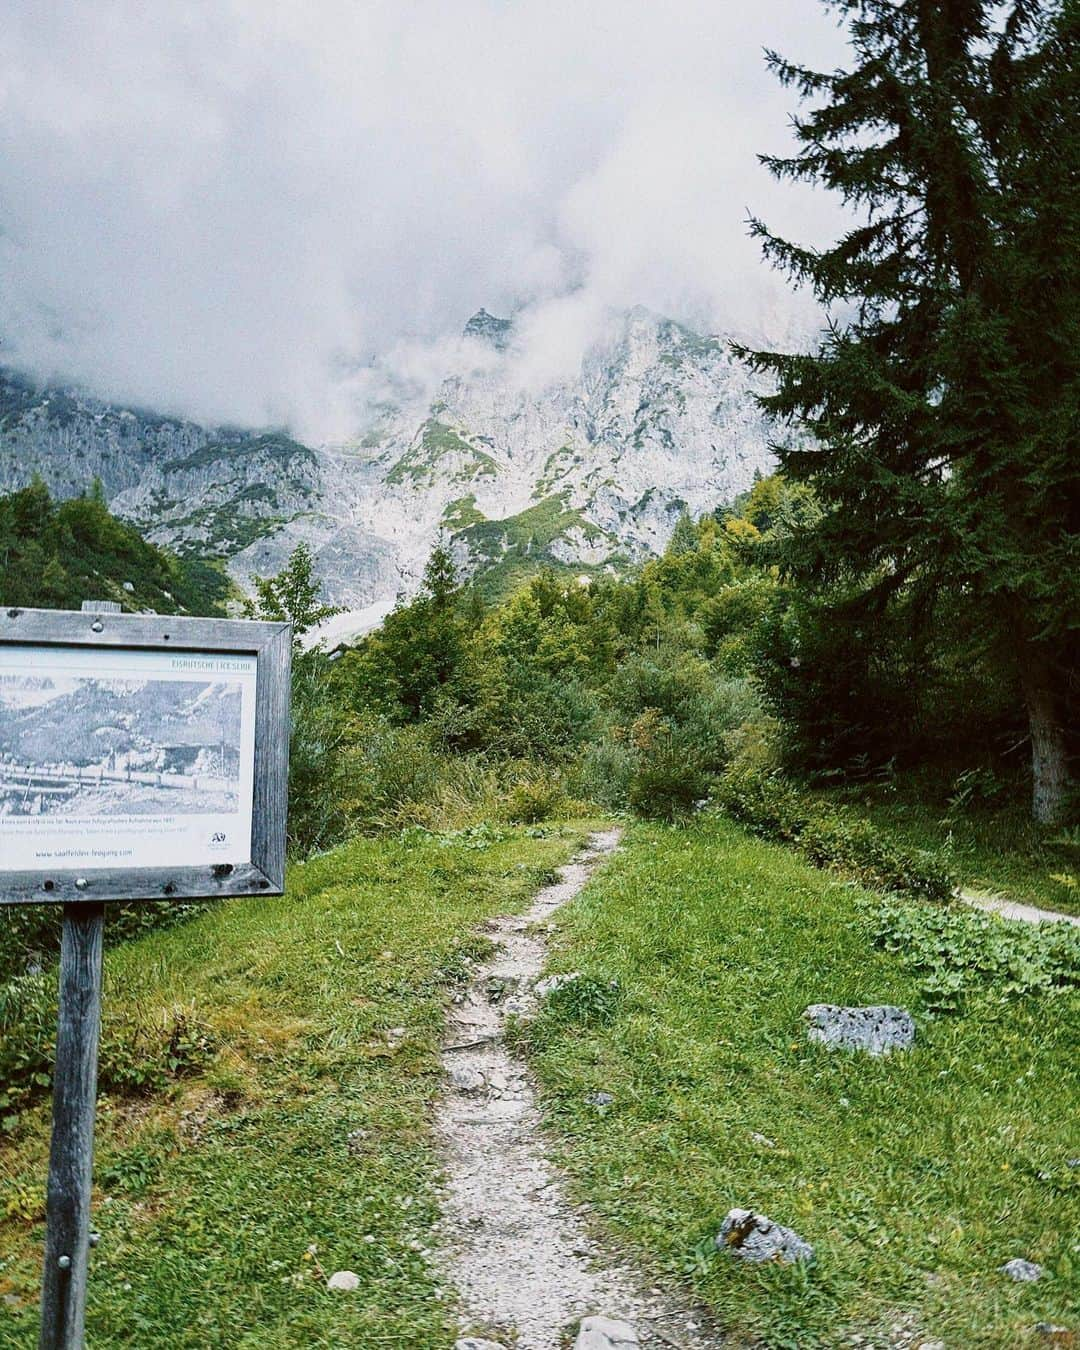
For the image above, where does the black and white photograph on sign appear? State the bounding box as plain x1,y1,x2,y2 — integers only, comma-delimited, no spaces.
0,645,258,872
0,676,243,818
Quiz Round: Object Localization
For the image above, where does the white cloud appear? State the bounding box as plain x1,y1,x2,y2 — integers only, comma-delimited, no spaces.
0,0,849,438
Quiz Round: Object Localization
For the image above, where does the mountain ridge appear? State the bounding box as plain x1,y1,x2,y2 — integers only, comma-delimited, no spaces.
0,307,783,630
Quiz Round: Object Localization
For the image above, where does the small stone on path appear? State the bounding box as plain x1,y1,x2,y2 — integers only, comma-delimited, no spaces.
450,1065,487,1094
327,1270,359,1292
1001,1258,1044,1281
455,1340,506,1350
804,1004,915,1055
574,1315,640,1348
717,1208,813,1264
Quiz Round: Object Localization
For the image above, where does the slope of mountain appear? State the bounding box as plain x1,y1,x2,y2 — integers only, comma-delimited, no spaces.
0,308,782,624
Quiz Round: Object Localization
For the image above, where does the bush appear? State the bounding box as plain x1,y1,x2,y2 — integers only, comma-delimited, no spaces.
0,902,208,988
505,774,566,824
335,715,447,830
570,737,636,812
714,766,955,901
799,814,955,902
713,765,809,843
628,742,709,821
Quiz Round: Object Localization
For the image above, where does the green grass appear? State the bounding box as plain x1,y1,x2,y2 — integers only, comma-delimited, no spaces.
525,817,1080,1348
818,778,1080,917
0,823,591,1348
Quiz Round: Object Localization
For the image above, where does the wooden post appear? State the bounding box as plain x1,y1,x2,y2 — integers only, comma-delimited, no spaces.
38,598,114,1348
38,902,104,1350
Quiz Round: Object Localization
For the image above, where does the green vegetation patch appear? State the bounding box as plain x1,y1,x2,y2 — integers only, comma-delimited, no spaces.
450,493,615,600
162,502,290,559
386,420,498,487
531,445,583,499
0,481,231,614
455,493,605,564
525,817,1080,1348
164,432,316,476
817,778,1080,919
0,824,590,1348
441,494,486,532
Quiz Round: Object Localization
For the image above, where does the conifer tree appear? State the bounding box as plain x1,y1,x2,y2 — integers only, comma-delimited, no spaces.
739,0,1078,822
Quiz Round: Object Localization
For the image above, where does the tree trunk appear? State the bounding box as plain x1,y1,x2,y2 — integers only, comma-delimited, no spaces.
1017,642,1070,825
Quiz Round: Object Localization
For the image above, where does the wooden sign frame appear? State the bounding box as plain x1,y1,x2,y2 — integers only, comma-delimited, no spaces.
0,606,292,904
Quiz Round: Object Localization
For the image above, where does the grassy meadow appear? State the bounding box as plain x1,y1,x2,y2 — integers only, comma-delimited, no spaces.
525,816,1080,1348
0,823,591,1349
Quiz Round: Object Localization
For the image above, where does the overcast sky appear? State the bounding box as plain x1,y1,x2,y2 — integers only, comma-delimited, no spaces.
0,1,849,439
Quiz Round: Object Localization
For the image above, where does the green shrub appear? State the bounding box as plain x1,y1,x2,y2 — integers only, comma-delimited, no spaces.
799,815,954,902
335,715,446,830
713,765,809,843
0,978,215,1134
628,743,709,821
714,766,955,901
570,737,636,812
0,971,54,1131
505,774,566,824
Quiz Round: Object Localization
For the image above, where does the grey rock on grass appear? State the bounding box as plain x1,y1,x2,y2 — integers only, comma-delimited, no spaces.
326,1270,359,1291
1001,1258,1044,1281
805,1004,916,1055
716,1209,814,1264
574,1316,640,1348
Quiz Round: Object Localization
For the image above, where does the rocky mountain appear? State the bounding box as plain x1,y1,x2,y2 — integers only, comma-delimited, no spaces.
0,308,783,635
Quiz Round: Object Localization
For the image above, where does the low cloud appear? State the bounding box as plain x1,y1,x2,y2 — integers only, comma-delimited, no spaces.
0,0,848,439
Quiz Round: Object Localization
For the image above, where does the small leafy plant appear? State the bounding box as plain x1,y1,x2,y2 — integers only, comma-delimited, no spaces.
864,896,1080,1012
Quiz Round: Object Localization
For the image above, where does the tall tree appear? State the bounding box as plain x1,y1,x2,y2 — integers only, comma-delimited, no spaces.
243,542,342,646
739,0,1078,822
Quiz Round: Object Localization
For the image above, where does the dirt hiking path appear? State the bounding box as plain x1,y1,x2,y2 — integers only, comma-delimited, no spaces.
434,829,725,1349
958,888,1080,927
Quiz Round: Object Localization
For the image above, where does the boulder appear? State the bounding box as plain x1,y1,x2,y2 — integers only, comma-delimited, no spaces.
716,1208,813,1264
804,1004,915,1055
574,1316,640,1349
